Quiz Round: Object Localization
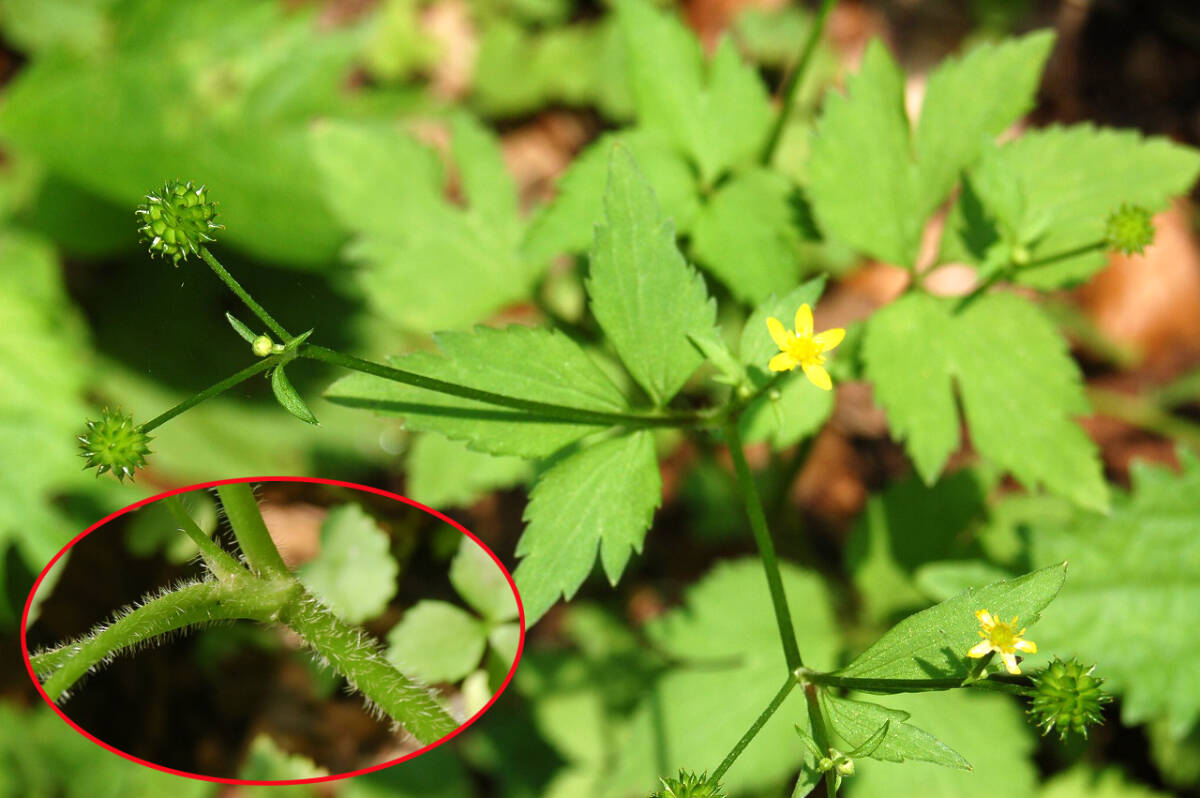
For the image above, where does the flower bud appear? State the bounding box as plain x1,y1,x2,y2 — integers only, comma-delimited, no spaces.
252,335,274,357
77,408,152,482
136,180,223,266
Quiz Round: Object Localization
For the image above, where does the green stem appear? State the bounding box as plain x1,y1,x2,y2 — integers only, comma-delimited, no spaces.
38,575,299,701
955,240,1108,313
199,246,291,342
712,676,797,781
279,593,458,743
805,670,1029,693
303,343,713,430
163,495,246,580
760,0,836,166
216,483,290,578
804,681,838,796
139,355,282,433
725,420,802,670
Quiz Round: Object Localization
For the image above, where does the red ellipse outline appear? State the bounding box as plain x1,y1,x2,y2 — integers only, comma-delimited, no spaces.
20,475,526,786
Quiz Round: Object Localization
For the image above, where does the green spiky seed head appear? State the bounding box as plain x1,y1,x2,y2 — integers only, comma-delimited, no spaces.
1028,657,1111,740
136,180,223,266
1104,204,1155,255
651,770,726,798
77,408,152,482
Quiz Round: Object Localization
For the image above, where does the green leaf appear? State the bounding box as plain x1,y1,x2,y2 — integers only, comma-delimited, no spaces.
837,562,1065,682
846,690,1036,798
587,146,718,405
690,169,806,303
943,125,1200,287
617,0,772,181
862,292,1107,511
1021,453,1200,737
325,324,629,459
310,115,539,331
514,431,660,625
605,559,837,796
406,434,530,509
808,33,1054,267
299,504,398,625
450,536,519,623
239,734,328,783
339,746,472,798
846,471,989,623
270,366,319,426
913,32,1055,213
522,130,698,263
386,600,488,684
225,312,258,345
820,693,970,769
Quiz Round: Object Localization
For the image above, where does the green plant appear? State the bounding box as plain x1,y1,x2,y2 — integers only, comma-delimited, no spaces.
9,0,1200,794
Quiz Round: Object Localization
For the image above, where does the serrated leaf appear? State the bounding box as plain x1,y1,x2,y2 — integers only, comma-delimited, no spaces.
808,33,1054,268
325,324,629,459
846,690,1036,798
514,431,660,625
450,536,519,623
299,504,398,624
913,32,1055,213
310,115,539,331
587,146,718,405
406,434,530,509
605,560,837,796
1020,452,1200,737
863,292,1107,511
386,600,487,684
617,0,771,181
690,169,806,303
837,562,1065,682
942,125,1200,287
820,694,969,769
522,130,698,263
270,365,319,426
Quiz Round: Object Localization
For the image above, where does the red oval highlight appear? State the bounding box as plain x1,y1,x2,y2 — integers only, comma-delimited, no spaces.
20,476,525,786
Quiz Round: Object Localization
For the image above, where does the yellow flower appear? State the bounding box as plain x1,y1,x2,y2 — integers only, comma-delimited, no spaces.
766,304,845,391
967,609,1038,675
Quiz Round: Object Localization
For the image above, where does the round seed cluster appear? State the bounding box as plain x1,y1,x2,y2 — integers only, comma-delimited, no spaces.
652,770,726,798
77,408,152,482
1104,203,1155,256
1029,657,1111,740
136,180,223,266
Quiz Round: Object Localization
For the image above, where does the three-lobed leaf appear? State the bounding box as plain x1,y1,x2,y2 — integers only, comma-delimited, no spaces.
386,600,488,684
863,292,1107,511
299,504,398,625
450,536,519,624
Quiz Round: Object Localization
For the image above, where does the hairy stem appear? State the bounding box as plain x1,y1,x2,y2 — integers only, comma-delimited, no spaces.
163,495,246,579
303,343,714,430
760,0,837,166
216,483,290,578
712,676,796,781
139,355,282,433
279,594,458,743
37,575,298,701
199,247,292,342
725,421,803,670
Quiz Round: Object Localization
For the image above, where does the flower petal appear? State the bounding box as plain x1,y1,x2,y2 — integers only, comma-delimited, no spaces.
802,363,832,391
976,610,994,627
767,317,790,349
967,640,993,658
1015,639,1038,654
1000,652,1022,675
813,327,846,352
795,304,814,338
769,353,798,372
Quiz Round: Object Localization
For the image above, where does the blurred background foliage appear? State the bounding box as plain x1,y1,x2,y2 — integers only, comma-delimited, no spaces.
2,0,1200,795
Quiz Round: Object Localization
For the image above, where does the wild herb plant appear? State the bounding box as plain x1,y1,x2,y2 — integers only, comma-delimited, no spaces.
25,0,1200,794
28,484,520,750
